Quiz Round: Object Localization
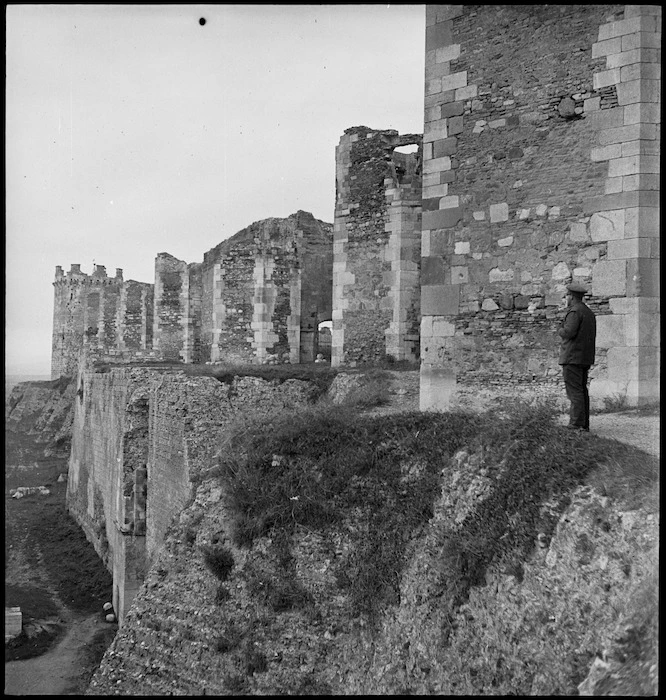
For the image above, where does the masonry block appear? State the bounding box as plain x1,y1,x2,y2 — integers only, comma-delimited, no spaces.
440,71,468,93
426,20,453,50
595,314,626,349
625,206,660,238
598,15,661,41
606,47,662,69
422,208,462,230
435,44,461,63
591,259,627,296
623,103,662,125
421,256,446,285
423,156,451,173
432,318,456,337
593,68,621,90
621,31,662,51
607,237,653,260
421,284,460,315
616,79,661,105
489,203,509,223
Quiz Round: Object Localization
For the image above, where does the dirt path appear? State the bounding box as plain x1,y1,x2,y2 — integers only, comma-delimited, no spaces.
4,613,104,696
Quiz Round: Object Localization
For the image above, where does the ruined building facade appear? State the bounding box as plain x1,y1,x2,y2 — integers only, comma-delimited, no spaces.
52,211,333,377
53,4,660,407
332,127,423,366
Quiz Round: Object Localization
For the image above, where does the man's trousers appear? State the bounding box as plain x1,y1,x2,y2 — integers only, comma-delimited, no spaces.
562,364,590,431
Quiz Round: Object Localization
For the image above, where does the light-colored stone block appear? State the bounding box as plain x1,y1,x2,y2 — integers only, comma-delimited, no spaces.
440,71,468,93
423,119,448,143
498,236,513,247
551,262,571,281
423,184,449,199
573,267,592,277
569,223,588,241
432,319,456,336
598,122,657,144
625,207,660,238
604,177,624,194
421,230,431,257
609,296,660,316
420,316,433,338
451,266,468,284
422,172,442,187
435,44,461,63
589,210,625,241
439,195,460,209
608,237,653,260
620,62,661,83
426,78,442,96
606,46,662,69
455,85,478,101
622,31,662,51
592,37,622,58
423,156,451,174
473,210,486,220
596,314,627,348
592,259,627,295
489,202,509,222
591,144,622,161
454,241,470,255
489,267,514,283
608,155,641,177
623,102,662,127
593,68,621,89
598,15,660,41
617,79,661,105
482,298,499,311
622,173,660,191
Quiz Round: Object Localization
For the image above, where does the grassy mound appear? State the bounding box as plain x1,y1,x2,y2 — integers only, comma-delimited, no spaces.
212,397,657,625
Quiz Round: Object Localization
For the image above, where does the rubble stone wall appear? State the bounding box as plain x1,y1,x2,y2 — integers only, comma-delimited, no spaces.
333,127,423,366
66,367,316,624
420,4,660,409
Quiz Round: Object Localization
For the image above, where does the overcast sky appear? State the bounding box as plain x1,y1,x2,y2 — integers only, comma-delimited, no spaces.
5,4,425,376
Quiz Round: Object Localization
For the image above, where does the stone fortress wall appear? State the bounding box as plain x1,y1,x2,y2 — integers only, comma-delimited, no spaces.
420,4,660,409
58,2,659,626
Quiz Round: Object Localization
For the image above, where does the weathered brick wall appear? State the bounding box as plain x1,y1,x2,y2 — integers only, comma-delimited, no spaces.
333,127,422,366
420,4,660,408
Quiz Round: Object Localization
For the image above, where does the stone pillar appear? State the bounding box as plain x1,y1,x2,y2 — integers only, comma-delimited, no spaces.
420,5,467,410
251,254,279,363
384,170,422,362
587,5,661,406
332,127,422,367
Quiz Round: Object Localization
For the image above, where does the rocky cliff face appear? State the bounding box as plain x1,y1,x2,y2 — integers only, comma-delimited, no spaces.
5,377,76,460
86,403,658,696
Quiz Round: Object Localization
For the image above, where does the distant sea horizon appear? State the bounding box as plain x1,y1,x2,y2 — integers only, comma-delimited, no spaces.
5,373,52,401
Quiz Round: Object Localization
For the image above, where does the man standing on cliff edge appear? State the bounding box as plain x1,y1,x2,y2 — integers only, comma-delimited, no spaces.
558,282,597,432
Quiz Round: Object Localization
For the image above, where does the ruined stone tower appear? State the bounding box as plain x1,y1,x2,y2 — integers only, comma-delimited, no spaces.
332,126,423,366
150,211,333,366
420,4,660,408
51,264,154,378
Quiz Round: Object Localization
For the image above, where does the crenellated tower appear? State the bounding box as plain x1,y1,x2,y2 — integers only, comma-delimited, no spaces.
51,264,154,378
